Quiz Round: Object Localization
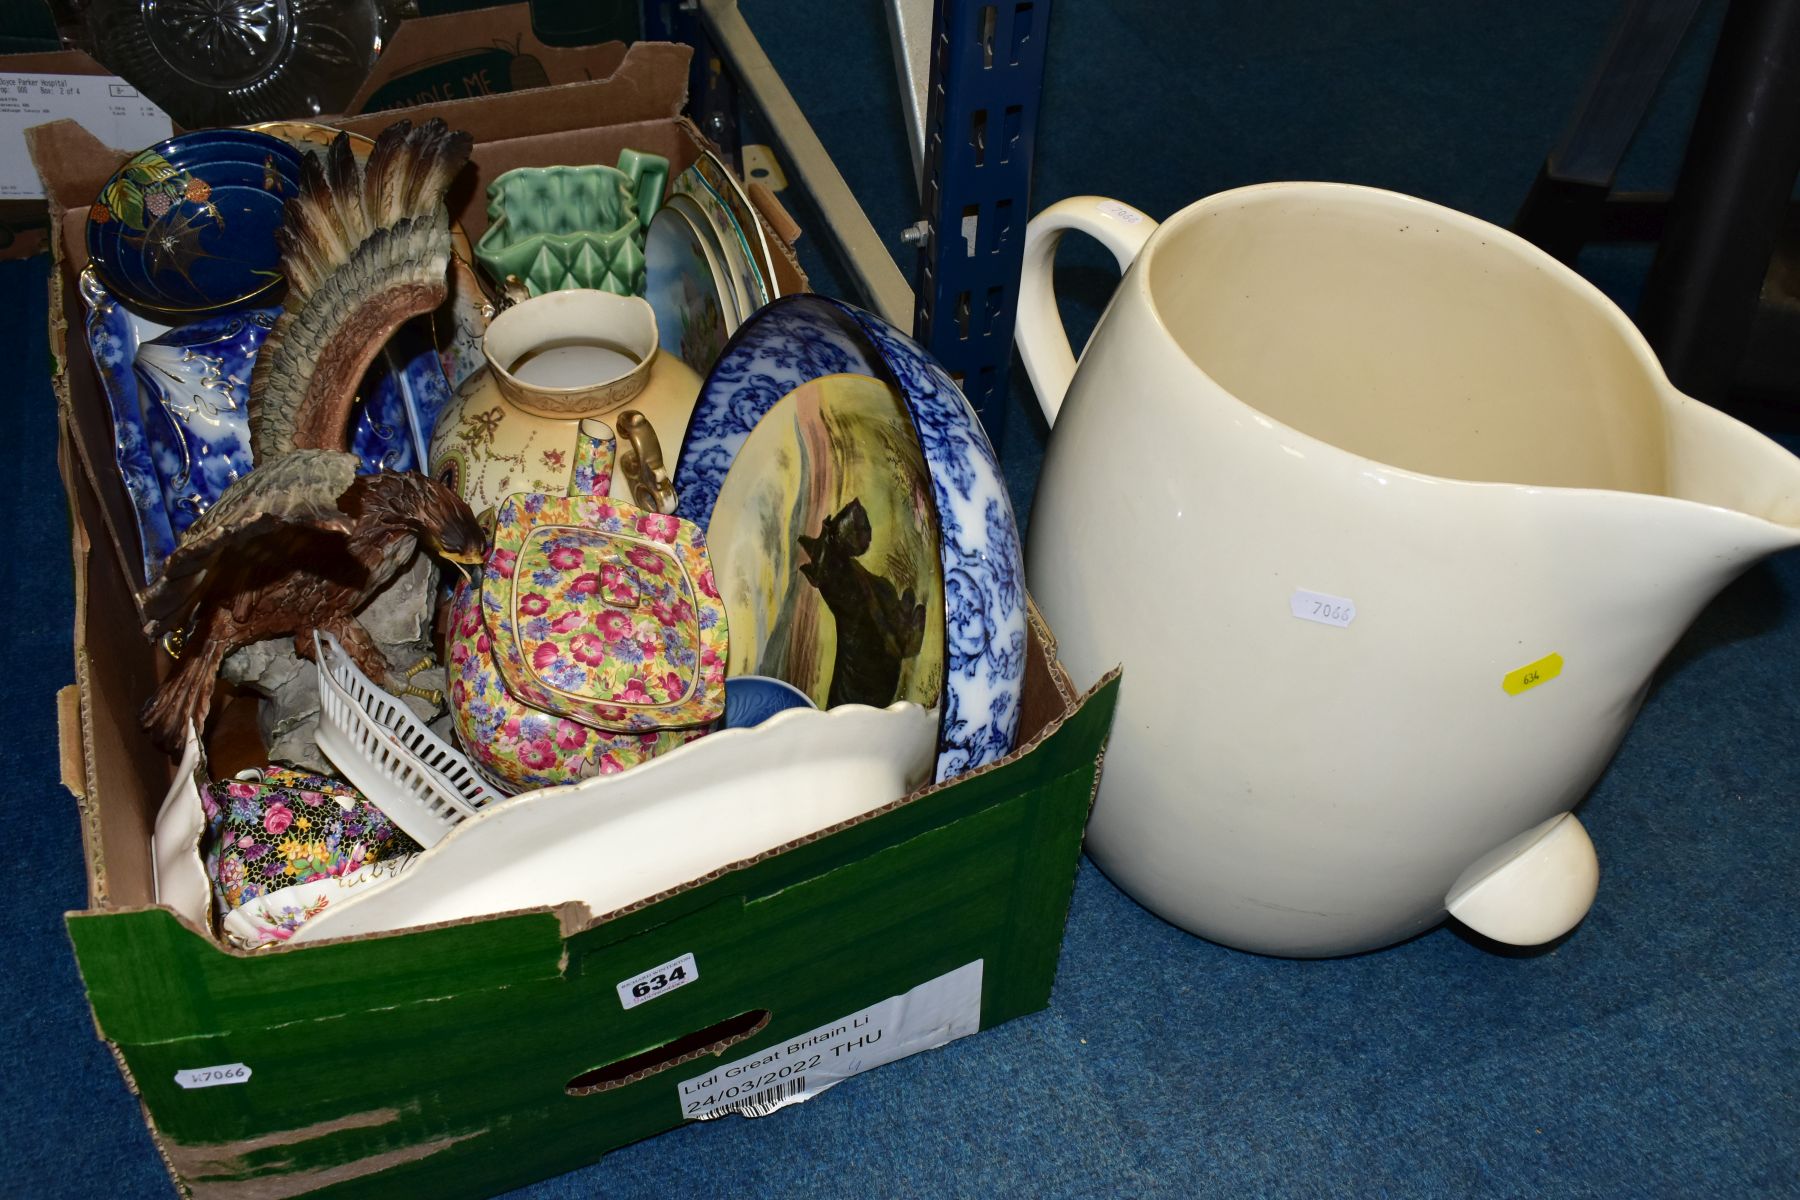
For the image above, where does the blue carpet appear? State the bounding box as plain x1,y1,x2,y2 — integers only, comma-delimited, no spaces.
6,2,1798,1196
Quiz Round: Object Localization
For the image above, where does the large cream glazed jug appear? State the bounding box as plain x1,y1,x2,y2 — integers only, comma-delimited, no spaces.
1016,183,1800,957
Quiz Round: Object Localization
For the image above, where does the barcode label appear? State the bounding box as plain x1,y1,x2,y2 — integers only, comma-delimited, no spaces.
677,961,984,1121
697,1077,807,1120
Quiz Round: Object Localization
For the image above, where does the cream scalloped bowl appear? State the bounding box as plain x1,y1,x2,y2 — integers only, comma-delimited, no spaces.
287,699,938,942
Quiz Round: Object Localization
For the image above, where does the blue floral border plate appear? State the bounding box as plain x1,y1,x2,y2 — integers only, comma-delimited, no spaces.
673,294,1027,781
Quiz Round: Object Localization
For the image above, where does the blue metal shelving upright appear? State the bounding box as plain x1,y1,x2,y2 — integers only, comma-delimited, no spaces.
643,0,1051,456
908,0,1050,448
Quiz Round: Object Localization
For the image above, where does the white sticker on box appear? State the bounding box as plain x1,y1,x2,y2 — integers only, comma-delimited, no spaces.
0,74,172,200
676,960,983,1121
1290,588,1356,628
174,1063,251,1090
617,952,698,1010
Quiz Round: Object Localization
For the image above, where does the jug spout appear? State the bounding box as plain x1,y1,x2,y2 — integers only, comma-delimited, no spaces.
1659,385,1800,561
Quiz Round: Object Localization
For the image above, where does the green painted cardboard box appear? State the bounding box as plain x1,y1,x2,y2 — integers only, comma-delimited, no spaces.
34,42,1120,1199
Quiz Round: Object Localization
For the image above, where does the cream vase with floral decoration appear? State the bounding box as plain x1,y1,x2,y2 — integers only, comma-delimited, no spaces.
429,287,701,518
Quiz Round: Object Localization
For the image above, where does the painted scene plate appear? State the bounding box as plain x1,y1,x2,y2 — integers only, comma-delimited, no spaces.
644,199,735,375
708,373,944,713
674,296,1026,780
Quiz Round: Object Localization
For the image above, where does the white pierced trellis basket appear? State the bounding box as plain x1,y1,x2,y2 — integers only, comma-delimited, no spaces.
314,631,502,847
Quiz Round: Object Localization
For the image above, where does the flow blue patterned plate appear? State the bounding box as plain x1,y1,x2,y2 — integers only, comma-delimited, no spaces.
80,267,177,586
80,268,448,585
674,295,1026,780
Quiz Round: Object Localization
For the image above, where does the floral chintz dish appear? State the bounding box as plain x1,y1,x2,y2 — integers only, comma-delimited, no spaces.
201,766,421,949
448,488,728,793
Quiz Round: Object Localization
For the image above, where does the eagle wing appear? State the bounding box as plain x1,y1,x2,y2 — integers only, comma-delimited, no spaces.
249,119,473,460
141,449,361,638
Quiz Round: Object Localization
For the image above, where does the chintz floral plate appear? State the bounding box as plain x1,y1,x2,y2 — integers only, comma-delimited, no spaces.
674,296,1026,781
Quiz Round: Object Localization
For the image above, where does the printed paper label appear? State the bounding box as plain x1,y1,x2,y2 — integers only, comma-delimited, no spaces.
677,960,983,1120
174,1063,251,1090
1096,199,1145,225
1503,652,1563,695
1290,588,1356,628
617,952,698,1010
0,74,171,200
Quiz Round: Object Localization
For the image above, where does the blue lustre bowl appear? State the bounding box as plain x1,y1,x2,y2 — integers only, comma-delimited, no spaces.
674,295,1028,782
724,675,818,730
86,129,303,320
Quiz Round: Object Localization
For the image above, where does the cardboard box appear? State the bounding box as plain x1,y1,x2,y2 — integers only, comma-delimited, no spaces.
37,42,1119,1199
0,5,631,260
343,4,631,116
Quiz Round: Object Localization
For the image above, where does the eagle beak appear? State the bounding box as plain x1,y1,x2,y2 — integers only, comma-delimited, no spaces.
428,536,485,584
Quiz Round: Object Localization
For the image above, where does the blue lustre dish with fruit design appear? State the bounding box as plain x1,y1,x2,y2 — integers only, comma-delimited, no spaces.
673,295,1026,782
86,128,305,320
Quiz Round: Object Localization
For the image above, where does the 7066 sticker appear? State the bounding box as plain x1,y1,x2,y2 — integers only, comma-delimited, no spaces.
1290,588,1356,628
174,1063,250,1090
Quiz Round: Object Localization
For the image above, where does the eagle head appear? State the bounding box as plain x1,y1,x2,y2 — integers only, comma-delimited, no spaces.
342,471,487,566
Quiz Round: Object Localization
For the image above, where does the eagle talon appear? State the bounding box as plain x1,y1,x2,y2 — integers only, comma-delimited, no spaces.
401,684,445,707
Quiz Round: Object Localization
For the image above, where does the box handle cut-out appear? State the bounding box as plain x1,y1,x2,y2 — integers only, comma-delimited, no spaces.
566,1008,770,1096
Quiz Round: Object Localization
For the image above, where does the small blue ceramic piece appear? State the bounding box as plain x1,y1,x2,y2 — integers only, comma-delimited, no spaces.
674,295,1028,782
87,129,302,319
724,675,817,729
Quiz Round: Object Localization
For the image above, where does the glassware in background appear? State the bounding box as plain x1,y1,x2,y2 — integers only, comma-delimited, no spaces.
54,0,412,129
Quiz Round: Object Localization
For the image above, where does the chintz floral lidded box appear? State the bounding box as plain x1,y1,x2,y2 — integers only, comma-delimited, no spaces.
449,490,728,792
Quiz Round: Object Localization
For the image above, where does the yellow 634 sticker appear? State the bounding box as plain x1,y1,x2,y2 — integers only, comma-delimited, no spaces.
1503,652,1563,696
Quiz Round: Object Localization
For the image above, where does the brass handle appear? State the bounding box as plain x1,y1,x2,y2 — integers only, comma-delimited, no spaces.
615,410,678,514
486,274,533,320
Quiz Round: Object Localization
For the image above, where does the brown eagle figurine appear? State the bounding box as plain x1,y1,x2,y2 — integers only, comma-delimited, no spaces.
139,451,485,751
139,117,484,751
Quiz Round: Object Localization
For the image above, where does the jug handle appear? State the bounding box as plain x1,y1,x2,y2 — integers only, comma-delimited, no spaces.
1015,196,1158,426
619,148,669,224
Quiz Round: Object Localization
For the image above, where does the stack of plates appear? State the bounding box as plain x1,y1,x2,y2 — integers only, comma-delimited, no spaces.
643,151,782,374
